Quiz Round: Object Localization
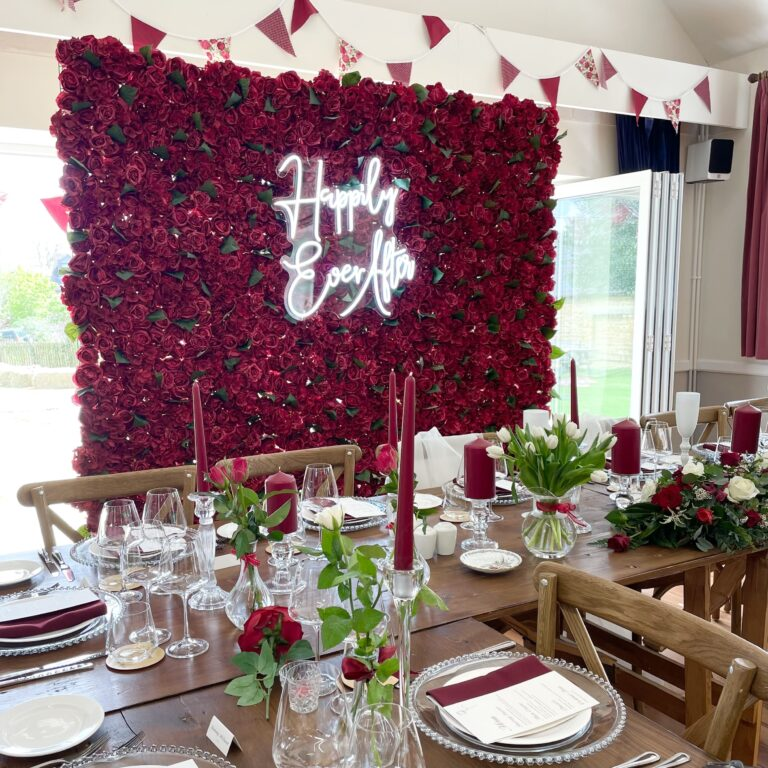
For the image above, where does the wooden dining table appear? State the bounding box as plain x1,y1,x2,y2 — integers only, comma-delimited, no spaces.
0,484,764,766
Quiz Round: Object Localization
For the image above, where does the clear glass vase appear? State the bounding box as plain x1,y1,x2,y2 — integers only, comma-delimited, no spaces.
522,491,578,559
224,544,274,629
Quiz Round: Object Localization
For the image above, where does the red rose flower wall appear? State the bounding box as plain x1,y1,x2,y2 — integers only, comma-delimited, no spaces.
51,36,562,493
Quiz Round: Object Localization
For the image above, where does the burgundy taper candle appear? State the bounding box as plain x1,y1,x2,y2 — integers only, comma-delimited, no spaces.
611,419,641,475
570,358,579,428
388,370,398,449
394,374,415,570
265,470,298,534
731,404,762,454
463,438,496,499
192,382,209,491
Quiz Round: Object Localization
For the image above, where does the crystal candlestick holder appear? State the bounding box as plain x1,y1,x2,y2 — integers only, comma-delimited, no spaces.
461,498,498,551
381,554,425,709
189,492,229,611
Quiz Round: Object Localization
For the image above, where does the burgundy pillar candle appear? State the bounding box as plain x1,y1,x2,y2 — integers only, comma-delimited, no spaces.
192,381,209,491
464,438,496,499
570,358,579,428
611,419,641,475
388,370,398,450
731,404,762,454
265,470,298,534
394,375,416,570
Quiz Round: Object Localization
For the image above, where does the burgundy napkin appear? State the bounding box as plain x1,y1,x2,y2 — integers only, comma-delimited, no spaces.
0,599,107,640
427,655,550,707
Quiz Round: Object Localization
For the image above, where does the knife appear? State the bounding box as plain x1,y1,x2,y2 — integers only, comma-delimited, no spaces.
51,551,74,582
0,661,93,688
0,650,106,685
37,549,59,577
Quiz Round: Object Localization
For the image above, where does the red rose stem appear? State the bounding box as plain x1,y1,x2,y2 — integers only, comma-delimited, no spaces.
731,403,762,454
570,358,579,427
192,382,209,491
394,374,415,570
463,438,495,499
611,419,641,474
265,470,298,534
388,370,398,449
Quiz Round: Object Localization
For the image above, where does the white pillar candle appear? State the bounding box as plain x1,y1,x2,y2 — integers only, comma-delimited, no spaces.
414,525,437,559
434,521,458,556
523,409,550,431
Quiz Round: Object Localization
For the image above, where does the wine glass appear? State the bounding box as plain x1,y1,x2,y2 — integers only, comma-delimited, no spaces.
484,435,505,523
143,487,187,536
120,521,173,644
301,464,339,529
288,558,342,660
641,419,673,477
272,661,352,768
158,530,209,659
352,703,426,768
97,499,140,591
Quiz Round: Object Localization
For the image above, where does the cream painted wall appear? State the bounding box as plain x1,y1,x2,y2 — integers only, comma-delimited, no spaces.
0,42,59,132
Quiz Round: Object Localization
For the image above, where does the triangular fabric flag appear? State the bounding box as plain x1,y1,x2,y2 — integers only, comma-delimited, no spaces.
500,56,520,90
59,0,79,11
199,37,231,63
576,48,600,87
540,76,560,108
256,9,295,56
599,52,617,89
291,0,318,34
41,197,68,231
131,17,166,53
422,16,450,49
338,39,362,75
387,62,412,84
694,75,711,112
663,98,681,132
631,88,648,124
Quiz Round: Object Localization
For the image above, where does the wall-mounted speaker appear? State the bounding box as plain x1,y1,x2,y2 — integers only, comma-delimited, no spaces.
685,138,734,183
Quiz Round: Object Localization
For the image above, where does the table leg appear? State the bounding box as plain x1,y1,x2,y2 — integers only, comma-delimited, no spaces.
683,566,712,726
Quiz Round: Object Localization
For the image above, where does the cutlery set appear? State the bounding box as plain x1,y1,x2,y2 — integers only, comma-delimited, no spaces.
27,729,145,768
613,751,691,768
37,549,74,581
0,650,107,688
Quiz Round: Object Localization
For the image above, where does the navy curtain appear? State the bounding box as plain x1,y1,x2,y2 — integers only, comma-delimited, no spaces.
616,115,680,173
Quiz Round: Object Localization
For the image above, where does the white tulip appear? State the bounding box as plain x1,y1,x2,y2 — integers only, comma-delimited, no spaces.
315,504,344,530
565,421,579,438
552,411,567,424
640,479,657,501
607,436,618,449
682,460,705,477
530,426,546,439
496,427,512,443
590,469,609,484
598,431,614,445
545,435,559,450
726,476,760,503
486,445,505,460
525,441,535,452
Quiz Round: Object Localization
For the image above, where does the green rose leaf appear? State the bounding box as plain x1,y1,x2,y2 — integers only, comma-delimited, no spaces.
308,87,321,106
167,70,187,90
393,141,409,153
198,180,217,198
147,310,167,323
341,71,362,87
139,46,154,65
115,350,130,364
248,269,264,287
220,236,239,254
411,83,428,102
393,177,410,191
71,101,92,112
67,230,88,244
150,145,169,161
118,85,138,105
82,50,101,68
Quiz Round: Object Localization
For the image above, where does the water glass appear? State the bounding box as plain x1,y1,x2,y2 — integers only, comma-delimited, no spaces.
352,703,426,768
301,464,339,516
288,558,341,660
143,487,187,535
107,600,158,667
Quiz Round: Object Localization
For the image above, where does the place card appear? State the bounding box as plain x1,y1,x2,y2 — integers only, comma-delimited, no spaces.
213,553,239,571
206,715,241,756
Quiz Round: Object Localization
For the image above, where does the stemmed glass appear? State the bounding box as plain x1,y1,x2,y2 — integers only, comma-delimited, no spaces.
301,464,339,531
142,487,187,536
158,530,209,659
484,436,505,523
120,521,173,644
97,499,140,592
352,703,426,768
675,391,700,463
288,558,342,660
641,419,673,478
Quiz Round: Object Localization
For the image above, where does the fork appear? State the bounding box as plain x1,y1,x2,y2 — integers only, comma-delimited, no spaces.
117,730,145,750
28,732,110,768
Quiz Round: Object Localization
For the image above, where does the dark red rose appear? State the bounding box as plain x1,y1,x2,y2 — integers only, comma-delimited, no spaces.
745,509,762,528
652,484,684,510
341,655,374,682
696,507,714,525
606,534,631,552
238,606,303,657
719,450,741,467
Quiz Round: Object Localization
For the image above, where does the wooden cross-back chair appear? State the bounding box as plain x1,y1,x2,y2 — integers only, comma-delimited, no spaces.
17,466,196,551
640,405,729,444
216,444,362,497
725,397,768,430
534,562,768,761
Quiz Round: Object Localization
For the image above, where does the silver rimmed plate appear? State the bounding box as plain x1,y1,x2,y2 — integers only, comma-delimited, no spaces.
447,480,533,507
302,497,387,533
66,744,238,767
410,652,626,764
460,549,522,574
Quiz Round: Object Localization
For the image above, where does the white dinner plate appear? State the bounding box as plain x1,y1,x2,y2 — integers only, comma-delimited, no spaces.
0,617,100,645
216,522,238,540
0,560,43,587
0,694,104,757
414,493,442,510
460,549,522,574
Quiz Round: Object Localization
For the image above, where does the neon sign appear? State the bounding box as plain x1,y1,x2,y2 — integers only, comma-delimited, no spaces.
274,155,415,320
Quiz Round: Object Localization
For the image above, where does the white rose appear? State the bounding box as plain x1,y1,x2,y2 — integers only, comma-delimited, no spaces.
315,504,344,530
496,427,512,443
530,426,546,439
486,445,505,460
590,469,608,484
682,460,705,477
726,476,760,503
565,421,579,438
545,435,559,450
640,479,657,501
758,451,768,470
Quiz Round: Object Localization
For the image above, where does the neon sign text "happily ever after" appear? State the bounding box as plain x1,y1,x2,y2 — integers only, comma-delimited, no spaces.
273,155,416,320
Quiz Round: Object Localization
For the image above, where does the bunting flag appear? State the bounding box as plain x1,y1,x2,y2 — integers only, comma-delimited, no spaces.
41,197,68,231
500,57,520,90
422,16,450,49
291,0,318,34
199,37,232,63
576,48,600,87
338,39,362,75
59,0,79,11
540,77,560,108
599,52,617,89
0,192,8,208
256,9,295,56
131,17,166,53
631,88,648,124
663,98,681,132
387,62,412,84
694,75,712,112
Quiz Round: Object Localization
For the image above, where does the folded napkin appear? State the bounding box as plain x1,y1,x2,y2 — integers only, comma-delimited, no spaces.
428,655,549,707
337,498,384,520
0,597,106,640
414,428,463,490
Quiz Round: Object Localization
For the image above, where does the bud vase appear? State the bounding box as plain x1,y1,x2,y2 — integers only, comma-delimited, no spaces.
521,491,578,559
225,545,274,629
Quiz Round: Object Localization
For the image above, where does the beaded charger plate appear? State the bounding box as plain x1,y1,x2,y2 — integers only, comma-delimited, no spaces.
302,497,388,533
410,652,626,764
66,745,237,768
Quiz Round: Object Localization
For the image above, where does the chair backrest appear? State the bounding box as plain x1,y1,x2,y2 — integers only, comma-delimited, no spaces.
17,466,197,551
216,444,362,496
533,561,768,760
725,397,768,433
640,405,728,443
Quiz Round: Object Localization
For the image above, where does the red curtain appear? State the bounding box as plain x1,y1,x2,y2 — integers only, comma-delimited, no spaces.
741,80,768,357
